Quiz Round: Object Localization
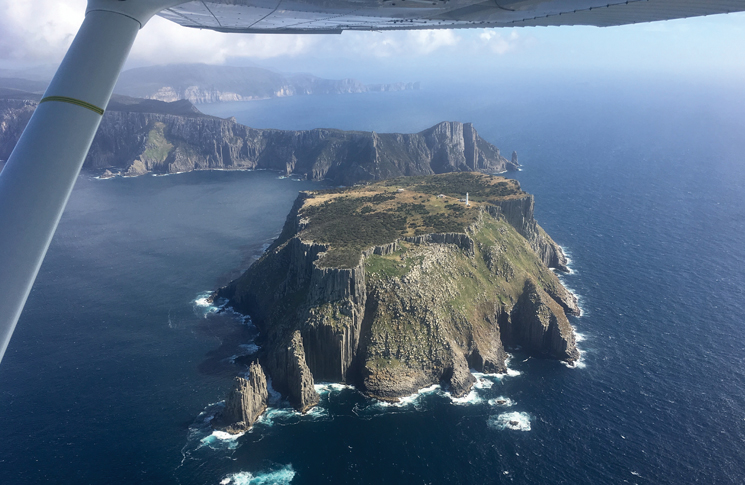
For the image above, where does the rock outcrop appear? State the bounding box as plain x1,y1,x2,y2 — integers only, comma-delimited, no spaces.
216,173,580,417
488,195,572,274
0,97,518,185
504,280,580,361
214,362,269,433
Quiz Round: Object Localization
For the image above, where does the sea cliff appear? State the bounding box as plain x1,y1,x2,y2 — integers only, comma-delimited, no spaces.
212,173,579,430
0,97,517,185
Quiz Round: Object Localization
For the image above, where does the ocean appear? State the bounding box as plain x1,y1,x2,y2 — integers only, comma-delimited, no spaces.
1,73,744,484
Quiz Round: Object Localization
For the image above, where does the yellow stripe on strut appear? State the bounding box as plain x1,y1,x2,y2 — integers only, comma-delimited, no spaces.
39,96,105,116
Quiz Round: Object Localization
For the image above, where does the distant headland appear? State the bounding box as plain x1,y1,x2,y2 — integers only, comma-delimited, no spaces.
0,94,517,185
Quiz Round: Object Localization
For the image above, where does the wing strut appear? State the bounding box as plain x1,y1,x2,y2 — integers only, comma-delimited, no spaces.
0,1,184,363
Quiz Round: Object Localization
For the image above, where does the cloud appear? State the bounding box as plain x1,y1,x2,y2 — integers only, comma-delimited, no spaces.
0,0,85,63
131,16,320,65
478,29,520,55
0,0,464,68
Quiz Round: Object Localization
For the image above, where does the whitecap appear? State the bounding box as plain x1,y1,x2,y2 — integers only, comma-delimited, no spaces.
448,389,483,405
488,396,515,407
198,429,243,450
364,384,442,411
563,349,586,369
193,291,221,317
314,382,355,395
471,374,495,389
221,464,296,485
256,402,330,427
488,411,531,431
256,407,297,427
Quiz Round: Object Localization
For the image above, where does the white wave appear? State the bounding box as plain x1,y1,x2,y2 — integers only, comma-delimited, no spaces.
471,374,495,389
304,405,330,420
193,291,221,317
488,411,531,431
221,464,296,485
448,389,483,406
256,401,330,427
574,331,586,343
314,382,355,395
257,407,297,426
198,430,243,450
563,349,586,369
488,397,515,407
396,384,441,406
506,368,522,377
193,291,255,327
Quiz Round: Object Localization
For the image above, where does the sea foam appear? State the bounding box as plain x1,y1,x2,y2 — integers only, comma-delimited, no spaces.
488,396,515,407
198,429,243,450
220,464,296,485
488,411,532,431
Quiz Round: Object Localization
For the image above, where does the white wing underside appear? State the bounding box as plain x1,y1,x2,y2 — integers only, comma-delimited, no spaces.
158,0,745,33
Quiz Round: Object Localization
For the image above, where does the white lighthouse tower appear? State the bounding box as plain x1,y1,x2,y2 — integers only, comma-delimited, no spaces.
466,192,470,206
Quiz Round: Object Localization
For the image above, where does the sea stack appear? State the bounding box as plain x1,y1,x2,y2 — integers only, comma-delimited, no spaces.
214,361,269,434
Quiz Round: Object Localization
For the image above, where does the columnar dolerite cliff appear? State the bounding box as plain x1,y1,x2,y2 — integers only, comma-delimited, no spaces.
214,173,579,430
0,96,517,185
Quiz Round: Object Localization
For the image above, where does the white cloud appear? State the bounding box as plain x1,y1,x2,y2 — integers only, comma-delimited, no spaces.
131,16,319,65
0,0,463,68
477,29,520,55
0,0,85,63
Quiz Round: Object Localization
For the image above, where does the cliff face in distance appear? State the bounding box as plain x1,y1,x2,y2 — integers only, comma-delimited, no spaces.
0,96,517,185
114,64,419,104
215,173,579,426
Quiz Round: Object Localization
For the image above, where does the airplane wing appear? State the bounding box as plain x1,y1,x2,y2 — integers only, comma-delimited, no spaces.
158,0,745,34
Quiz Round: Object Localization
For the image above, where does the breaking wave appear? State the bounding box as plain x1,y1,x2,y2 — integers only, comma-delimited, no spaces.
488,411,531,431
220,464,296,485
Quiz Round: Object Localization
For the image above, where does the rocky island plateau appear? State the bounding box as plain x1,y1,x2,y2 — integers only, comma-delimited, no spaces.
212,172,580,433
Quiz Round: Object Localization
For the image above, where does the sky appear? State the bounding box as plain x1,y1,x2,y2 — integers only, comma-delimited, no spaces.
0,0,744,84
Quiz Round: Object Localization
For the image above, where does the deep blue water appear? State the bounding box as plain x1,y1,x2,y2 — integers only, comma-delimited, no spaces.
2,75,745,484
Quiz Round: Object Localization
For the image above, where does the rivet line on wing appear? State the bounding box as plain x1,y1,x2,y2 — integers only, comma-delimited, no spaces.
39,96,105,116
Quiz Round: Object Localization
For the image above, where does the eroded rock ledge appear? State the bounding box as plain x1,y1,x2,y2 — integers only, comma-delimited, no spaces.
214,173,580,428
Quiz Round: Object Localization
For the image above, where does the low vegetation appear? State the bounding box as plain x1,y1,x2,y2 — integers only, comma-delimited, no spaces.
299,173,523,268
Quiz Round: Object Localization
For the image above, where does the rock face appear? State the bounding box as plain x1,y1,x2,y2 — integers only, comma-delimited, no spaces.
114,64,419,104
488,195,572,274
217,173,580,413
0,97,517,185
215,362,269,434
503,280,580,362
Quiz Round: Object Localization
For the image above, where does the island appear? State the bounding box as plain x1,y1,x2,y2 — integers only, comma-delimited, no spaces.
211,172,580,433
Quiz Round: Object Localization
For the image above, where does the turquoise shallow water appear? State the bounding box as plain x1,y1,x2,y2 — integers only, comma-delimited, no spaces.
2,76,745,484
